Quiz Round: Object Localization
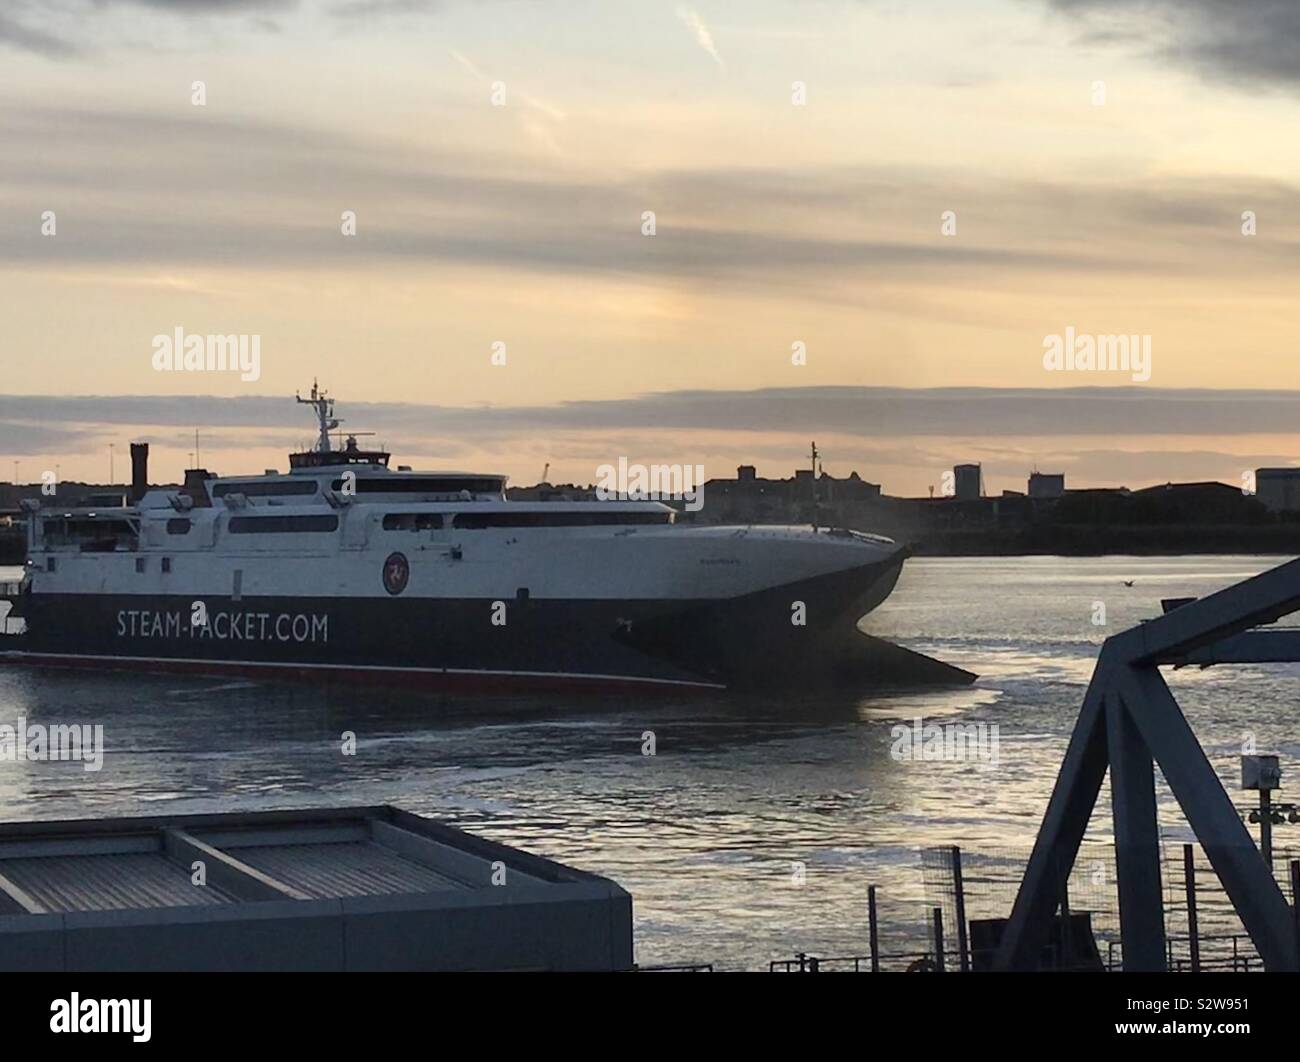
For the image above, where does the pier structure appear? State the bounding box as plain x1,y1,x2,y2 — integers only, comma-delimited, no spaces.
996,556,1300,972
0,806,632,971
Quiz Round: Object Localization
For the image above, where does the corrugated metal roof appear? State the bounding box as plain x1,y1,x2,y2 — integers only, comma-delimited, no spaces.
0,807,633,971
2,853,234,912
231,841,463,898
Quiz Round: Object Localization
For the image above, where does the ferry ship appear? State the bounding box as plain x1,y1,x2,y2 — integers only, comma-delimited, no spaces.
0,385,971,691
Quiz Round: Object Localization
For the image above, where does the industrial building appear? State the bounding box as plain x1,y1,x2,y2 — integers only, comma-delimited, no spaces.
1027,472,1065,498
699,464,881,525
0,805,633,971
952,464,982,500
1255,467,1300,512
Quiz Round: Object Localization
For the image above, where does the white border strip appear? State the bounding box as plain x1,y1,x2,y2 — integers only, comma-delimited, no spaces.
0,650,727,690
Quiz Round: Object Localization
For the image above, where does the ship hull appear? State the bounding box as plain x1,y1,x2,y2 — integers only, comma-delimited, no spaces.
0,554,913,692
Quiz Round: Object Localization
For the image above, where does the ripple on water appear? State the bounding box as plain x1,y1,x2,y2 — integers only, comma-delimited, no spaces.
0,555,1289,968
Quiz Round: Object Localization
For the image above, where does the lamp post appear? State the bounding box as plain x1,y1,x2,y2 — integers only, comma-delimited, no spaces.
1242,754,1282,866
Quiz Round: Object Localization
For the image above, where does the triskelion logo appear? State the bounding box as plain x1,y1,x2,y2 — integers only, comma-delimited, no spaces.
382,552,410,595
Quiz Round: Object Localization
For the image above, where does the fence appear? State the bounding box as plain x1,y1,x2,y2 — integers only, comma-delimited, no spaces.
771,836,1300,972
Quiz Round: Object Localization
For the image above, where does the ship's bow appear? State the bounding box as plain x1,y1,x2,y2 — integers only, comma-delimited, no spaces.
614,531,971,687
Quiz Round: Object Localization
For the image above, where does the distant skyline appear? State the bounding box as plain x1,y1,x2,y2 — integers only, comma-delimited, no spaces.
4,1,1300,493
3,386,1298,499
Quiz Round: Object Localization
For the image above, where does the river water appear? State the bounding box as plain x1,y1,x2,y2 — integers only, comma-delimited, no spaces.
2,556,1297,969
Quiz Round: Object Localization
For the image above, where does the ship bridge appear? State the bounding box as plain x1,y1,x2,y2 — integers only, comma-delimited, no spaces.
211,466,509,505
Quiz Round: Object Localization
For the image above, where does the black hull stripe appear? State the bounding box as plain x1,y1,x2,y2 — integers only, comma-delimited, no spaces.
2,553,907,691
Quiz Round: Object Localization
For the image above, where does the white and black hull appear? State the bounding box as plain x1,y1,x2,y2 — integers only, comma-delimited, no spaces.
2,394,975,692
3,549,916,691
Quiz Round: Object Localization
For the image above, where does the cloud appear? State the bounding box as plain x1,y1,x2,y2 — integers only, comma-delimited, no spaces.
0,420,99,458
7,103,1297,301
116,1,298,11
0,1,295,61
9,386,1300,443
9,388,1300,492
0,12,79,58
676,5,725,70
329,0,437,17
1047,0,1300,88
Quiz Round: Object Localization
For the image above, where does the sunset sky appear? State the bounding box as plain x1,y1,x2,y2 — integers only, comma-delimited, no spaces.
4,0,1300,495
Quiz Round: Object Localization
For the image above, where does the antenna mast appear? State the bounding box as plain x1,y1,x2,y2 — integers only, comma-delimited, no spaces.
296,379,340,454
810,441,821,531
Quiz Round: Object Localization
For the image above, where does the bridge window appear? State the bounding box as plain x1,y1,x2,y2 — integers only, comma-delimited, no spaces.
451,510,672,529
335,477,504,495
228,515,339,534
213,480,318,498
382,513,446,531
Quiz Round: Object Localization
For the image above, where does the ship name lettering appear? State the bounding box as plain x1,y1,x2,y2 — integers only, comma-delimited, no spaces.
114,610,182,638
115,610,327,643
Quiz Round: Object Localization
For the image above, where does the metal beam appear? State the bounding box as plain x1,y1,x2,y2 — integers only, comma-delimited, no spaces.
162,829,310,902
1163,629,1300,666
0,866,45,914
1106,689,1166,971
1117,665,1299,971
993,665,1112,971
1109,556,1300,664
998,554,1300,972
369,819,547,889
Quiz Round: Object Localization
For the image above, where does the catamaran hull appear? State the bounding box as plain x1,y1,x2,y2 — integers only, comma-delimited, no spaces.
0,552,975,691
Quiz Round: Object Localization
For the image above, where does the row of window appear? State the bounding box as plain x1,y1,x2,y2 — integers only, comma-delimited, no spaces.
47,556,171,572
210,478,499,499
43,508,667,564
212,480,318,498
227,515,340,534
329,477,505,495
209,477,504,499
160,511,673,536
446,511,672,529
381,511,673,530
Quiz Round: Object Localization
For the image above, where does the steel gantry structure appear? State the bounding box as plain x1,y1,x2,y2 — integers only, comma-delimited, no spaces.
995,556,1300,972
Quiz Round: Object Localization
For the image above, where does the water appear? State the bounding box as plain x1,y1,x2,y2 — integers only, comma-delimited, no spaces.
2,556,1298,969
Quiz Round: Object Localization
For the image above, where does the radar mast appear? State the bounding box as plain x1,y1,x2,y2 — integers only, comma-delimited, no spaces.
296,379,340,454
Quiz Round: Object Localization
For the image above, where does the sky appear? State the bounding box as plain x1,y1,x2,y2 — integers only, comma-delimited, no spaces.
3,0,1300,495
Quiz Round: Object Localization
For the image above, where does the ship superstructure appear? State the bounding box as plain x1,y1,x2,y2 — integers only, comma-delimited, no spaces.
0,385,967,690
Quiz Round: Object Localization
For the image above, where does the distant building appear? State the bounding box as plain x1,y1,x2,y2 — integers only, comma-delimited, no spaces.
1255,468,1300,512
1129,481,1260,523
507,483,597,502
953,464,981,500
1028,472,1065,498
696,464,880,524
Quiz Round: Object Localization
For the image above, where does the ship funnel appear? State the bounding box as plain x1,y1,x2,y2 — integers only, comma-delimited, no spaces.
182,468,214,507
129,443,149,504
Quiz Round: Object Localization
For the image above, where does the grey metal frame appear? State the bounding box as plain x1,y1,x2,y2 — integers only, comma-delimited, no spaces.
995,557,1300,972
